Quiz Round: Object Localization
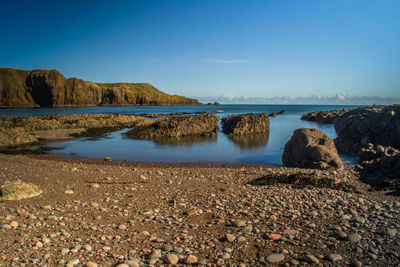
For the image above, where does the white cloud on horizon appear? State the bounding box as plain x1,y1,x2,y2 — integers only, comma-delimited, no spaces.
194,93,400,105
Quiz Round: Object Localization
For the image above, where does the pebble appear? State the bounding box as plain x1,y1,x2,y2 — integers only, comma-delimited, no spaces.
232,220,246,227
90,183,100,188
67,259,80,265
118,224,127,230
186,255,198,264
348,233,362,243
9,221,18,229
163,253,179,265
83,244,92,251
226,233,236,242
268,233,281,241
85,262,98,267
387,228,397,238
306,254,320,264
64,189,74,194
328,254,343,262
266,253,285,263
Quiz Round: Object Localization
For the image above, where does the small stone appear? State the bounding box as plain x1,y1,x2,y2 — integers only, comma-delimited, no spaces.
1,224,11,230
67,259,80,266
306,254,319,264
232,220,246,227
163,254,179,265
61,248,70,255
336,231,347,240
118,224,127,230
184,209,198,216
64,189,74,194
283,229,299,235
90,183,100,188
162,244,173,252
83,244,92,251
116,264,129,267
348,233,361,243
268,234,281,241
186,255,198,264
85,262,98,267
225,233,236,242
328,254,343,262
90,202,99,207
125,260,139,267
266,253,285,263
140,175,147,180
221,253,230,259
387,228,397,238
9,221,18,229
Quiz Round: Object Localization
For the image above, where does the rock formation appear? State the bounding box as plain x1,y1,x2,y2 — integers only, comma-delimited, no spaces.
333,105,400,154
221,113,269,135
282,128,344,169
301,109,349,123
126,114,219,140
0,68,200,107
0,114,153,147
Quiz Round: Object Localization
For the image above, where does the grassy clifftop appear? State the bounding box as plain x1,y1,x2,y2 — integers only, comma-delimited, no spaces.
0,68,200,107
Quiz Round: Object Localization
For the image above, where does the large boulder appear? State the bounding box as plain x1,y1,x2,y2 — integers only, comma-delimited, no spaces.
334,105,400,154
222,113,269,135
282,128,344,169
126,114,219,139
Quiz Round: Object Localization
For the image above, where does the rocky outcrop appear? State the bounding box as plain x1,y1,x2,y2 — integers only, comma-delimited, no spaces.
221,113,269,135
282,128,344,169
333,105,400,154
126,114,219,140
0,114,153,147
301,109,349,123
356,144,400,190
0,68,200,107
268,110,285,117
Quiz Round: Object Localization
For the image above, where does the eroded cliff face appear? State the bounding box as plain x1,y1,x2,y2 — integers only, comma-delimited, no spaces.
0,68,200,107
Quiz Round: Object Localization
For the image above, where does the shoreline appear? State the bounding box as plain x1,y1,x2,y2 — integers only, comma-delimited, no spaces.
0,153,399,266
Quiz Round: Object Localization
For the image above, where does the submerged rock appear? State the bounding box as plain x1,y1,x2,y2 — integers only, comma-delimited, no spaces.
0,180,43,201
282,128,344,169
126,114,219,140
221,113,269,135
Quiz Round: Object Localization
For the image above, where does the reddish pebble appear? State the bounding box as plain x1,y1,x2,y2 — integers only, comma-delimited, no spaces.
268,234,282,241
10,221,18,229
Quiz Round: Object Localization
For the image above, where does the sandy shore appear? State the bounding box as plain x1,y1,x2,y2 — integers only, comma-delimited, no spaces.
0,153,399,266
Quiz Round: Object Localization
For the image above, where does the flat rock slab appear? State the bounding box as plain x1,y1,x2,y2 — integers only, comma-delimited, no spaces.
126,114,219,139
0,180,43,201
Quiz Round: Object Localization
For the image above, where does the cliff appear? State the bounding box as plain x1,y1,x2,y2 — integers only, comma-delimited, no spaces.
0,68,200,107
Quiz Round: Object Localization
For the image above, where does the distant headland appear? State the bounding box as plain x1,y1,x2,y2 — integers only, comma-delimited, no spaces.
0,68,200,108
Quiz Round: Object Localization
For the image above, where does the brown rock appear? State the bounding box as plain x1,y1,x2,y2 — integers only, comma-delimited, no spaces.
222,113,269,135
126,114,219,140
282,128,344,169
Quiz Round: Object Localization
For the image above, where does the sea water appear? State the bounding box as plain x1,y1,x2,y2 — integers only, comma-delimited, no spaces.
0,104,360,165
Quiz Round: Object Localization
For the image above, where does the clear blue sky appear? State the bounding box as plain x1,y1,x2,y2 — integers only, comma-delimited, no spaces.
1,0,399,102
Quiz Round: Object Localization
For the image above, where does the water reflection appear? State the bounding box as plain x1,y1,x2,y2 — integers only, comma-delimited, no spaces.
228,132,269,150
152,134,218,147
